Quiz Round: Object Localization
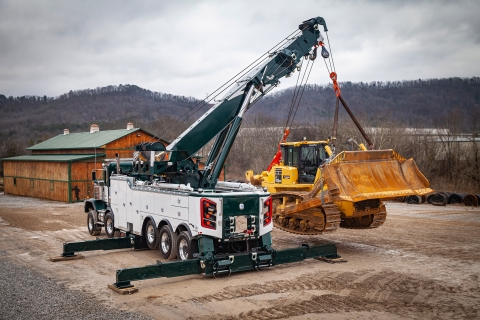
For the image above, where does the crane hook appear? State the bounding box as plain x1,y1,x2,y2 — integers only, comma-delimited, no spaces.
330,72,341,97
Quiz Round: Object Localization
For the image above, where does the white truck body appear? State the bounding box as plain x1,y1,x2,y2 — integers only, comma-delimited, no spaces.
108,175,273,239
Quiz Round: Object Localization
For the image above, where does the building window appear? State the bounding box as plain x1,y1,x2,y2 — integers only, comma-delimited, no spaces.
50,181,54,191
30,179,34,188
13,177,17,186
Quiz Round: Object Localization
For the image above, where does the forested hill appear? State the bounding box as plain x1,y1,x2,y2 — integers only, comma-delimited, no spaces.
1,77,479,147
250,77,480,127
0,84,205,144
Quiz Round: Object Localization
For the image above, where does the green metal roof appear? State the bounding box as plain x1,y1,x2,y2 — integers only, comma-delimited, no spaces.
27,128,153,150
1,154,105,162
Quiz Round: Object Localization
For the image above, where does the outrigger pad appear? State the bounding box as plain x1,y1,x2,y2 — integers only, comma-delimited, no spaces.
108,283,138,295
49,254,85,262
314,256,347,264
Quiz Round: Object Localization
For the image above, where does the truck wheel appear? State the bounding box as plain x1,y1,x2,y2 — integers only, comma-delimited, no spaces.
145,220,159,250
87,210,101,236
159,225,177,260
176,231,193,260
104,213,115,238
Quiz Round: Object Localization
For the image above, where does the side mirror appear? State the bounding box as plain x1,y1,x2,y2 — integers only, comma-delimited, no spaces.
91,171,96,181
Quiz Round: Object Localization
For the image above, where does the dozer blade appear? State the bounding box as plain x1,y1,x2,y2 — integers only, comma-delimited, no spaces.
323,149,433,203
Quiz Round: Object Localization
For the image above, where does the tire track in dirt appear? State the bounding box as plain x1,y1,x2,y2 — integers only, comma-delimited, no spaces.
185,269,479,319
218,294,477,320
189,270,473,304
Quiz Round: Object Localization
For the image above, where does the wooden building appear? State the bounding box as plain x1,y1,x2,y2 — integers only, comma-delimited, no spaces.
3,123,165,202
3,154,102,202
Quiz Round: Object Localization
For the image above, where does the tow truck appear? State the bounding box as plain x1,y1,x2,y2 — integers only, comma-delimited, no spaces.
53,16,341,293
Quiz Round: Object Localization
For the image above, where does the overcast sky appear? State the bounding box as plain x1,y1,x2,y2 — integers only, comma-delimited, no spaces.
1,0,479,99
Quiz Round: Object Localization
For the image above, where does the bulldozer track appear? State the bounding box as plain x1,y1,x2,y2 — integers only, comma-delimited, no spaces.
274,223,323,235
370,210,387,228
271,192,341,235
340,205,387,229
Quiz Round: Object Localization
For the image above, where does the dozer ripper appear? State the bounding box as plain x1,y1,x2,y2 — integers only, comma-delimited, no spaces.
246,70,433,235
53,16,343,291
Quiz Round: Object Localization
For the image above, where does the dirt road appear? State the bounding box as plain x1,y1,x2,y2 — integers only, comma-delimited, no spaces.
0,193,479,319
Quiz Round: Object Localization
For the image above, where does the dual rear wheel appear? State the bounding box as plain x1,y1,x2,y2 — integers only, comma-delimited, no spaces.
177,231,196,261
104,213,116,238
158,225,177,259
149,224,198,261
145,220,159,250
89,213,197,261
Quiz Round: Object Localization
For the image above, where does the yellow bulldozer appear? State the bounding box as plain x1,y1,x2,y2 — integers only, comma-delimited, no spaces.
246,76,433,235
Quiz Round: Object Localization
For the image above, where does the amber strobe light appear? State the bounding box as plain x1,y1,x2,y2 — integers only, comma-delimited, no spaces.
201,198,217,229
263,197,272,227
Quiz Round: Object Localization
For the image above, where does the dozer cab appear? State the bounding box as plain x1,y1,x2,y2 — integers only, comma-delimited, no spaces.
246,75,433,235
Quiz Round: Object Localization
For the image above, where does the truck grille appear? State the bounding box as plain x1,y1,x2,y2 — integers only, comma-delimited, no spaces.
94,186,104,200
354,199,381,211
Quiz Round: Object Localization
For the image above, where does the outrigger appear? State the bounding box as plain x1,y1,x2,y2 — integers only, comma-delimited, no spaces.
55,233,338,293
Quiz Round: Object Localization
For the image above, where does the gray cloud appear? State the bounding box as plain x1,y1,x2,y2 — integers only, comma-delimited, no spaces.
0,0,479,98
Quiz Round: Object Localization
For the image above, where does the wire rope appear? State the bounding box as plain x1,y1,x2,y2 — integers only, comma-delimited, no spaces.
290,59,315,128
325,31,336,73
284,62,305,129
289,59,313,128
323,57,331,75
148,29,302,144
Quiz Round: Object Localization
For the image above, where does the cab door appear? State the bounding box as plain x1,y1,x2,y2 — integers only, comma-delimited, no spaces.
299,145,318,183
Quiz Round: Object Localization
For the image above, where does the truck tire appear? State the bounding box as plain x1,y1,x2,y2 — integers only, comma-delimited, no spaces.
176,231,193,260
87,210,101,236
104,213,115,238
144,220,159,250
159,225,177,260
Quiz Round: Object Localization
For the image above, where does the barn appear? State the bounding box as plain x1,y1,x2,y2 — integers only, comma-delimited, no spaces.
2,123,165,202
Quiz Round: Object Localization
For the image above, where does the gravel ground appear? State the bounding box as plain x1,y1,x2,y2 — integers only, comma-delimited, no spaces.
1,193,479,319
0,260,152,320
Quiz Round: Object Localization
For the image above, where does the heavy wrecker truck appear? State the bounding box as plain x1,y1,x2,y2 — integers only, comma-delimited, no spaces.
54,16,342,292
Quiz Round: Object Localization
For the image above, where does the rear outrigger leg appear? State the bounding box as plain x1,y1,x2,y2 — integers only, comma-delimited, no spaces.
109,242,339,294
50,232,148,262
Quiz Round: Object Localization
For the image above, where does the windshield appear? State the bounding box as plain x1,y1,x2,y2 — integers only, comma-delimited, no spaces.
301,146,317,167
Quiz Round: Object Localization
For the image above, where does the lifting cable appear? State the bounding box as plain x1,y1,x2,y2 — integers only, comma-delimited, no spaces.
284,60,308,129
160,53,287,168
200,82,278,170
285,58,314,130
290,59,316,128
148,55,270,144
321,31,336,79
281,29,335,142
325,31,336,74
148,29,303,145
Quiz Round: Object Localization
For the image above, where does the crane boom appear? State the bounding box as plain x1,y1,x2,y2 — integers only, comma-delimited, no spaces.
163,17,328,187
